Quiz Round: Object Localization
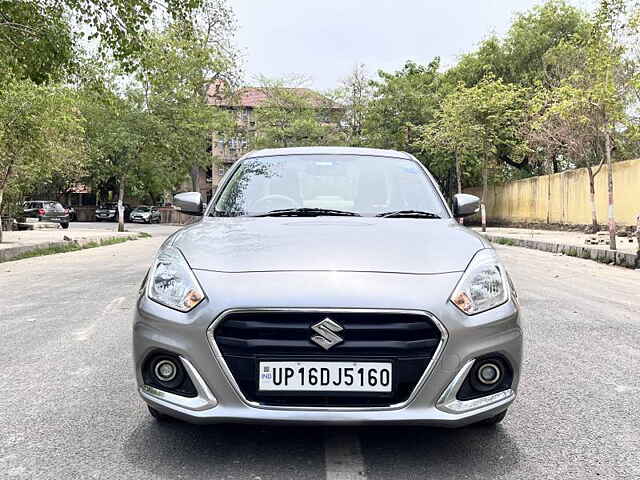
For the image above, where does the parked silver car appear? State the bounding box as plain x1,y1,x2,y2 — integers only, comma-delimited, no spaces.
130,206,161,224
133,147,522,427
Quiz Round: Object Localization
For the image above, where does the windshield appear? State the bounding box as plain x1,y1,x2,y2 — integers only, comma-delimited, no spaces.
134,207,150,212
213,155,448,218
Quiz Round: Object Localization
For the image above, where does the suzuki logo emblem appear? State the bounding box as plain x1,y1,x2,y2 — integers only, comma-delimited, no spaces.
310,318,344,350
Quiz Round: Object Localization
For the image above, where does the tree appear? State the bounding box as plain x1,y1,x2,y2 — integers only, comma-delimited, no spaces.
364,60,441,161
81,85,145,232
0,80,84,242
0,1,76,84
417,88,483,196
252,77,344,149
0,1,207,73
135,0,238,192
446,0,589,89
535,0,633,247
332,64,373,146
77,0,238,230
527,84,606,231
449,78,528,211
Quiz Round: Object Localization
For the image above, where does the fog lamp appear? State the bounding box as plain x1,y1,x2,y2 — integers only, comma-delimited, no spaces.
154,359,178,382
477,362,501,385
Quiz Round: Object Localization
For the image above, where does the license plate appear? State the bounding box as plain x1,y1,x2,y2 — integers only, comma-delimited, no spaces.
258,361,392,392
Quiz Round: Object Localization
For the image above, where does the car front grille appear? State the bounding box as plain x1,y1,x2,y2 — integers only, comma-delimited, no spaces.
210,310,444,408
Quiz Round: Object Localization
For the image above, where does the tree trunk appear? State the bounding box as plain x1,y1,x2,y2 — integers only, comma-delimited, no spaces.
481,153,488,232
190,165,199,192
636,215,640,269
586,167,599,233
0,187,4,244
605,133,616,250
455,153,462,195
118,178,125,233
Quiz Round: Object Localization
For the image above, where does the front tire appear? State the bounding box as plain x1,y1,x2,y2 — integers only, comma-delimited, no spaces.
476,410,507,426
148,406,170,422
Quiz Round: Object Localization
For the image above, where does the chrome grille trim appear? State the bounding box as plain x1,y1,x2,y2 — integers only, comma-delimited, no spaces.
206,308,449,412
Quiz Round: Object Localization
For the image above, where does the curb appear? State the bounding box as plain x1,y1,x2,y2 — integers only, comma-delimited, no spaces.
481,234,639,270
0,233,146,263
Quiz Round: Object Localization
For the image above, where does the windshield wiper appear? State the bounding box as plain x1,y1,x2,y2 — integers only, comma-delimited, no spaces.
253,208,361,217
376,210,441,219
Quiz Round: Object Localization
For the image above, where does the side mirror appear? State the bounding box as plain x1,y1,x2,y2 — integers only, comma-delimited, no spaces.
452,193,480,218
173,192,203,216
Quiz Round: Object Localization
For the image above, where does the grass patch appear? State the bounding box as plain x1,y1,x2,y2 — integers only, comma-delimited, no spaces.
8,243,82,261
99,236,130,246
494,237,515,246
138,232,152,239
2,234,142,263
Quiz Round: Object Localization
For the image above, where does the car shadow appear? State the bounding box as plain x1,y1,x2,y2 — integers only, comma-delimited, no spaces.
357,423,522,479
124,418,325,480
124,416,521,479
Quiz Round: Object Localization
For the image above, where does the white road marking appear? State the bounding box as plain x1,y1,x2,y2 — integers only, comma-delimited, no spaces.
324,428,366,480
72,296,126,341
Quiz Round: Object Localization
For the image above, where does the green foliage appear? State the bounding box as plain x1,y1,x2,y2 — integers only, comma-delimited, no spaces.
0,80,84,212
494,237,515,246
0,1,207,83
252,78,344,149
78,0,238,203
447,0,590,88
364,60,442,158
419,76,528,195
330,64,373,146
0,1,76,84
134,5,237,192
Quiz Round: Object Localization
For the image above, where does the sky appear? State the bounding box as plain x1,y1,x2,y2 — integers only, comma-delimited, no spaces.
230,0,594,91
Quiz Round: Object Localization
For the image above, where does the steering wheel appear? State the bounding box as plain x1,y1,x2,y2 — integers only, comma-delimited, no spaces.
250,194,298,212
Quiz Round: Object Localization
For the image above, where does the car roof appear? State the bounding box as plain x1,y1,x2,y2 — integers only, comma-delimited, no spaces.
242,146,413,160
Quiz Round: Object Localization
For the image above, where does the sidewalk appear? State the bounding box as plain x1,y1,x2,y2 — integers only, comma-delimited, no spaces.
474,226,639,269
0,226,144,262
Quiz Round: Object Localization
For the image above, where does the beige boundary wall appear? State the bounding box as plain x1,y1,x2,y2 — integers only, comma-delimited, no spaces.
465,158,640,227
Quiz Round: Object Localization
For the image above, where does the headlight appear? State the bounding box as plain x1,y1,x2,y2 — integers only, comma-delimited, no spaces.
147,246,205,312
450,249,509,315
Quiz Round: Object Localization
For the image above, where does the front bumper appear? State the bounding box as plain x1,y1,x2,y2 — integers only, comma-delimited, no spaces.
39,215,70,223
133,270,522,426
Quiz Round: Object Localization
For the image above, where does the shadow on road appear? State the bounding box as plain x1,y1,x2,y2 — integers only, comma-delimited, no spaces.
124,420,324,479
360,424,521,479
124,417,521,479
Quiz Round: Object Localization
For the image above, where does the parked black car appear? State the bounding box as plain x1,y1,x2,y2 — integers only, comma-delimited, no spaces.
95,203,132,222
23,201,70,229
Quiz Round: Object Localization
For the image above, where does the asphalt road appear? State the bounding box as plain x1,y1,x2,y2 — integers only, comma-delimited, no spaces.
1,229,639,479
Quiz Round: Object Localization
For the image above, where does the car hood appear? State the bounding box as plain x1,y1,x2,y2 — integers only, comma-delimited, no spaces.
170,217,486,275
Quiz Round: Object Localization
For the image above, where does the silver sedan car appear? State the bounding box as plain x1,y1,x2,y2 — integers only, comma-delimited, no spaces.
133,147,522,427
